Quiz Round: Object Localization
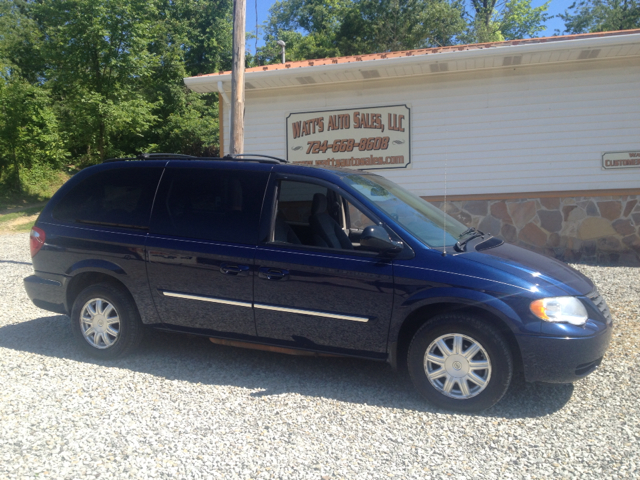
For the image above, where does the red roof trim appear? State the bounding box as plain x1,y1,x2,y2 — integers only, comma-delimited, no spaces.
191,29,640,78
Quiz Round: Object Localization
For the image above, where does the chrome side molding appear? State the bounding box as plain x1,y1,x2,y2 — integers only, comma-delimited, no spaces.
162,291,253,308
162,290,369,322
254,303,369,323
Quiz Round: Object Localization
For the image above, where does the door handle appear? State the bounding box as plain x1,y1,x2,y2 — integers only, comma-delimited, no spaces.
220,263,250,276
259,267,289,281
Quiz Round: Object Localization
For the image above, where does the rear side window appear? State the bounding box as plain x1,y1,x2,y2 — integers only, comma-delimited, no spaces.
52,167,163,229
150,168,269,244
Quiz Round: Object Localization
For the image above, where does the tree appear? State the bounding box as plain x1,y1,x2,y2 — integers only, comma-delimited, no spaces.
338,0,467,55
0,0,46,84
464,0,550,43
257,0,349,63
0,76,67,191
155,91,220,156
0,0,233,193
142,0,231,157
167,0,234,77
27,0,162,161
257,0,467,63
559,0,640,34
500,0,551,39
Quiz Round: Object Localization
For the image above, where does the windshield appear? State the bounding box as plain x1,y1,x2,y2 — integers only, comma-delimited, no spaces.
343,174,467,248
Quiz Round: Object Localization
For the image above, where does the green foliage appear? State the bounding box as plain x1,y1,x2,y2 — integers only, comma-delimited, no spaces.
257,0,349,62
0,0,231,190
267,0,350,35
14,219,36,231
559,0,640,34
0,205,42,224
156,91,220,157
32,0,164,161
0,75,67,192
338,0,467,54
500,0,550,40
257,0,551,62
257,0,467,62
463,0,550,43
466,0,500,42
0,168,69,209
0,0,46,83
166,0,234,77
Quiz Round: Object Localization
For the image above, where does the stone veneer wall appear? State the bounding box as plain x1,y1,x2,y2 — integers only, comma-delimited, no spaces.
429,194,640,265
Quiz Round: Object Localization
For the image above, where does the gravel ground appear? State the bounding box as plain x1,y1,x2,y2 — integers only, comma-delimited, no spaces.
1,232,639,479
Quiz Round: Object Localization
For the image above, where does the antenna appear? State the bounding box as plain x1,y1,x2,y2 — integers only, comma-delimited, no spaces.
442,157,447,257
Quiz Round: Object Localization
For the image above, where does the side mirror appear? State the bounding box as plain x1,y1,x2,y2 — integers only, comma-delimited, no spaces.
360,225,403,255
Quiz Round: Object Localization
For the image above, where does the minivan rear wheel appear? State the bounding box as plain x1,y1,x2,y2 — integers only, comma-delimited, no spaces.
407,314,513,412
70,283,143,359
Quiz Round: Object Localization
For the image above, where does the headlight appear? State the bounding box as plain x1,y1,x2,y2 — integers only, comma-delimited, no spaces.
530,297,588,326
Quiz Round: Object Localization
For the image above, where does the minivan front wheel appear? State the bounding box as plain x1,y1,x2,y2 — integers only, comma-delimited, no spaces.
70,283,143,359
407,314,513,412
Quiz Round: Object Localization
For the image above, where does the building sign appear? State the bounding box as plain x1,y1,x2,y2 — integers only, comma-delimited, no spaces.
602,151,640,169
286,105,411,170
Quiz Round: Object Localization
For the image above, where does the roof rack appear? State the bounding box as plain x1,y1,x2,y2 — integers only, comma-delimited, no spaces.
103,153,198,163
223,154,288,164
103,156,138,163
139,153,198,160
103,152,289,164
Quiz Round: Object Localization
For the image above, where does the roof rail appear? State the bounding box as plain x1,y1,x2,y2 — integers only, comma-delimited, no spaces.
103,153,198,163
103,152,288,164
103,156,138,162
224,154,288,164
139,153,198,160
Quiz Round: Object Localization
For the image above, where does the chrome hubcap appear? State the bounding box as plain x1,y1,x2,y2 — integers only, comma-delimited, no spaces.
424,333,492,399
80,298,120,349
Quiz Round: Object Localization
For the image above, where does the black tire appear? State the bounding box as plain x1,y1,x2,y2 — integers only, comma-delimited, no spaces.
407,314,513,412
70,283,144,359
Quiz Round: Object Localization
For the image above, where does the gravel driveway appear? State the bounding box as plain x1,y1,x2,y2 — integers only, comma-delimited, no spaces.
1,232,639,479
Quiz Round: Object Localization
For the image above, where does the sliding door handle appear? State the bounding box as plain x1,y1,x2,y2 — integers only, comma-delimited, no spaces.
220,263,250,276
259,267,289,281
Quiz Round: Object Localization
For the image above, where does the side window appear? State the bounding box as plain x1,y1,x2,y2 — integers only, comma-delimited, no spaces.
150,168,269,244
274,180,376,251
52,167,163,229
347,201,377,230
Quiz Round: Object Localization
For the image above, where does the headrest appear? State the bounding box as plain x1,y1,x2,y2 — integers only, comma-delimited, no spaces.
311,193,327,215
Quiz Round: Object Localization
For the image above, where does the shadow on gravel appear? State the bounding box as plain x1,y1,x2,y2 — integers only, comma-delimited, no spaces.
0,315,574,419
0,260,32,266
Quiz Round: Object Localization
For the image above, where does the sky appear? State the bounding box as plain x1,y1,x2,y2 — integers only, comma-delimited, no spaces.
244,0,577,56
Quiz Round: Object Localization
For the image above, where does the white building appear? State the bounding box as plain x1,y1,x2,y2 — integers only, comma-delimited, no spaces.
185,29,640,264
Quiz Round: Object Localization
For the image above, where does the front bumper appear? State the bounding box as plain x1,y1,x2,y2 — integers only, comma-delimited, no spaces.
24,273,68,315
517,321,613,383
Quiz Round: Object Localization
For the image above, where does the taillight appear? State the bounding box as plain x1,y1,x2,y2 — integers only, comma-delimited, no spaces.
30,226,46,257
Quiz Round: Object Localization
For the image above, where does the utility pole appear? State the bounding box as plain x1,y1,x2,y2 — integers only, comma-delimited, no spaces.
229,0,246,155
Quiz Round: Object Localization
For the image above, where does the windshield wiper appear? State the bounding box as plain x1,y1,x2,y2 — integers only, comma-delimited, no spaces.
455,228,485,251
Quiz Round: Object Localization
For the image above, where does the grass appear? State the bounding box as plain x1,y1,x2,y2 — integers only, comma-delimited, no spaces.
14,220,36,232
0,170,71,212
0,206,44,224
0,206,41,233
0,167,75,232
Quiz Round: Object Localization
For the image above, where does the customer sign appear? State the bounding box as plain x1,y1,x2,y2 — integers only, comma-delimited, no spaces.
286,105,411,170
602,151,640,169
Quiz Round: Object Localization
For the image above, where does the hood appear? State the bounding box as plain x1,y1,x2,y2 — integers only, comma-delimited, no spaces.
459,238,594,296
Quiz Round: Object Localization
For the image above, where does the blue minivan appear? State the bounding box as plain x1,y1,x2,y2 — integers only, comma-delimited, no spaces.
24,155,613,411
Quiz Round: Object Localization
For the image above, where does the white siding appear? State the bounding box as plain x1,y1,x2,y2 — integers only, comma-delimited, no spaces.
225,57,640,197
